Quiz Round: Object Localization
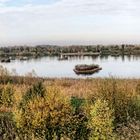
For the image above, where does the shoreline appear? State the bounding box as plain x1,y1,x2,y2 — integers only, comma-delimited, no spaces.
1,75,140,84
1,45,140,59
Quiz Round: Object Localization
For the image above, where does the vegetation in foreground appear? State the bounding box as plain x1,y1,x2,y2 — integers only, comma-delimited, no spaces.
0,67,140,139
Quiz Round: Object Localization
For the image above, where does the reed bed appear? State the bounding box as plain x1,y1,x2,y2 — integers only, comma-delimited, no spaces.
0,70,140,139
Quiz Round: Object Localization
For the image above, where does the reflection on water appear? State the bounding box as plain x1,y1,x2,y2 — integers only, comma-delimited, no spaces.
0,55,140,78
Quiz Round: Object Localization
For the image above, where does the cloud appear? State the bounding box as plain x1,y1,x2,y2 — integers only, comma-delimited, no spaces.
0,0,9,2
0,0,11,3
0,0,140,45
0,0,139,14
0,0,140,19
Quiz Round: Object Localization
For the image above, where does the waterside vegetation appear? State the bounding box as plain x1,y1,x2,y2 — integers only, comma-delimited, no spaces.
1,44,140,60
0,66,140,140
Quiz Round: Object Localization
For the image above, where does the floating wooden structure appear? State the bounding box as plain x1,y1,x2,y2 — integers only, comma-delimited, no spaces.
73,64,102,75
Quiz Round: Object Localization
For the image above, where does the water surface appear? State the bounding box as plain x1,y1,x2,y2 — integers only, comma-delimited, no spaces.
1,55,140,78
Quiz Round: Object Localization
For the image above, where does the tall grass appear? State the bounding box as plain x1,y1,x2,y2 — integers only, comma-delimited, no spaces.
0,66,140,139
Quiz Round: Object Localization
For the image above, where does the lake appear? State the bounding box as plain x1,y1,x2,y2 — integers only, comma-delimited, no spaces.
0,55,140,78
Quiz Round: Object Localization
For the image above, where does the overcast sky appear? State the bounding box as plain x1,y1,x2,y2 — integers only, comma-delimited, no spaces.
0,0,140,46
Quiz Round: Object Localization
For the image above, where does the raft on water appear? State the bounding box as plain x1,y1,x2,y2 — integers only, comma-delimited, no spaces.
73,64,102,75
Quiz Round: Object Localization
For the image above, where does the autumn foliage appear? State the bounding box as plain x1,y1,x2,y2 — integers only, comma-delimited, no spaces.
0,76,140,140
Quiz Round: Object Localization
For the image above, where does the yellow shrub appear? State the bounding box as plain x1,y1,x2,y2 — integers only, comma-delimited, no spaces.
88,99,115,140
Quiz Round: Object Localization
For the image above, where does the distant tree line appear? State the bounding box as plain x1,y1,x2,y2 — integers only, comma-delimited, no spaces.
0,44,140,58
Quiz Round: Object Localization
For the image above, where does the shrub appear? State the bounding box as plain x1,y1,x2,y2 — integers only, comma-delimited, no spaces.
70,96,85,113
0,86,3,106
69,97,89,140
13,85,73,139
127,95,140,121
0,84,14,107
97,78,139,124
88,99,115,140
19,82,46,108
116,119,140,140
0,112,16,140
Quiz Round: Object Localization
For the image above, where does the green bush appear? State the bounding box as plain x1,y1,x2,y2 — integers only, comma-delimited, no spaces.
70,97,89,140
70,96,85,113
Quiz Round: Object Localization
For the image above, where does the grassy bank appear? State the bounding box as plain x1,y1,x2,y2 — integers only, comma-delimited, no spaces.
0,75,140,140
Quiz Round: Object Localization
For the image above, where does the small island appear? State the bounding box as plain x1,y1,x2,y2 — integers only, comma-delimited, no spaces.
74,64,102,75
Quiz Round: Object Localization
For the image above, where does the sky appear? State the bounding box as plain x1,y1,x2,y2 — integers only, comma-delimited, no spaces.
0,0,140,46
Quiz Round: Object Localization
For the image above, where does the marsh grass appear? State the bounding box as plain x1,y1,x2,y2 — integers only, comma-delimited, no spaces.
0,66,140,140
